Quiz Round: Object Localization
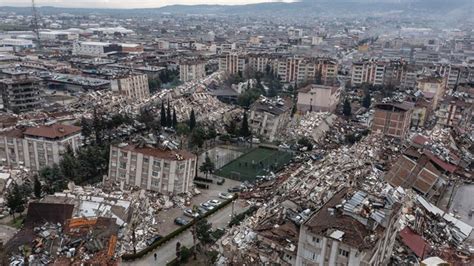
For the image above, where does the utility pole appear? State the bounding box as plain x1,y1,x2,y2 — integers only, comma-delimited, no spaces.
31,0,41,50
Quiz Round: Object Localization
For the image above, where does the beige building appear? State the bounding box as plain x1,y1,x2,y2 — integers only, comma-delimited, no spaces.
107,144,197,194
249,97,293,142
0,123,82,171
278,57,337,85
297,84,341,113
179,60,206,82
416,74,447,109
218,53,246,75
296,188,402,266
0,69,43,113
111,74,150,101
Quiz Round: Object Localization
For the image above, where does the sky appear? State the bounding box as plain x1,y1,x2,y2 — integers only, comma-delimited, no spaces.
1,0,298,9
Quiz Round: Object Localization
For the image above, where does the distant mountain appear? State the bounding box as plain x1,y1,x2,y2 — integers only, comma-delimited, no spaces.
0,0,471,18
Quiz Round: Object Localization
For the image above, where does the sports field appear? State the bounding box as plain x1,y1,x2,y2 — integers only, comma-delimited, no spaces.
214,147,292,181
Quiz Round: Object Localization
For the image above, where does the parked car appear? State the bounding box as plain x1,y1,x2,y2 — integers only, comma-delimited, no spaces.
228,186,241,193
183,209,199,218
197,207,208,215
208,199,221,206
217,178,225,185
200,202,215,211
145,235,163,246
219,192,233,199
174,217,190,226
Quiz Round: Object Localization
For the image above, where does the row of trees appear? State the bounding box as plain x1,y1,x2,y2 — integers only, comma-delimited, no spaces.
160,101,178,129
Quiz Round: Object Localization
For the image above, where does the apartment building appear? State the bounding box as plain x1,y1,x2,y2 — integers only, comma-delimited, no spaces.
436,90,473,129
372,103,413,139
179,60,206,82
296,188,402,266
416,73,447,109
0,69,43,113
218,53,246,75
278,57,338,85
351,58,405,87
0,123,82,171
107,144,197,194
249,97,292,142
297,84,341,113
110,74,150,101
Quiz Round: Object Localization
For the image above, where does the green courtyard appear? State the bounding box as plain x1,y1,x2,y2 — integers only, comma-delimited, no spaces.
214,147,293,182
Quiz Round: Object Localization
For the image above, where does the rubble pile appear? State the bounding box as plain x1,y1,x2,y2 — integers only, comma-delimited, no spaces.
285,112,338,142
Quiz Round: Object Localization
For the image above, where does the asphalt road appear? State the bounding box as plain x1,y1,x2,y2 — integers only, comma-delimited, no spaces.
122,199,245,266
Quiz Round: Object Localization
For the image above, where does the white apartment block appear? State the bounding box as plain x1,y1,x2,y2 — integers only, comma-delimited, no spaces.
0,124,82,171
73,41,112,57
296,189,402,266
179,61,206,82
111,74,150,101
107,144,197,194
249,97,292,142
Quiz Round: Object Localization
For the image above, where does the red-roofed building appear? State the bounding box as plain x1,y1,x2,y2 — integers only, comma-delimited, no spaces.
399,227,431,259
0,123,81,171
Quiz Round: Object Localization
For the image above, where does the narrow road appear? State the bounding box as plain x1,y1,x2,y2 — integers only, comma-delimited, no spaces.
122,200,245,266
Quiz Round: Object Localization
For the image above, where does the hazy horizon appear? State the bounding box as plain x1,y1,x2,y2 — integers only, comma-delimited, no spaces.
0,0,298,9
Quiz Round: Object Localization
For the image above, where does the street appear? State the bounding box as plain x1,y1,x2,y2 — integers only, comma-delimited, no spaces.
122,199,247,266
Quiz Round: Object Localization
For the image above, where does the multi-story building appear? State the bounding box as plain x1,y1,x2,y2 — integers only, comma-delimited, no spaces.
179,60,206,82
297,84,341,113
416,72,447,109
436,87,473,129
249,96,292,142
0,69,43,113
351,58,405,87
0,123,82,171
372,103,413,139
218,53,246,75
110,74,150,101
296,188,402,266
107,144,197,194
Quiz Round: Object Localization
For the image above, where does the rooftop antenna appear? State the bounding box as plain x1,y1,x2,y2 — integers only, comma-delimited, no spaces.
31,0,42,50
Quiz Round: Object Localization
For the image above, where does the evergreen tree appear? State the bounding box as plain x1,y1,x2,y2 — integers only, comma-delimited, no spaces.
240,112,251,138
343,98,352,117
362,90,371,109
172,109,178,129
160,102,167,127
190,127,205,148
196,218,213,245
34,176,42,198
6,183,26,219
189,109,196,130
166,100,172,128
80,117,92,143
199,154,216,179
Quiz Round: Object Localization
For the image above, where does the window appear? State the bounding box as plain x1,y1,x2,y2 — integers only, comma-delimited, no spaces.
143,157,149,163
312,236,320,243
153,160,161,167
152,170,159,177
120,162,127,169
163,162,170,168
338,249,349,257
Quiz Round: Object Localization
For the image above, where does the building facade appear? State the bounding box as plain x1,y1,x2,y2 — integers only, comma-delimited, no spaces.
372,103,413,139
0,69,43,113
297,84,341,113
296,188,402,266
249,97,292,142
107,144,197,194
110,74,150,101
0,123,82,171
179,61,206,82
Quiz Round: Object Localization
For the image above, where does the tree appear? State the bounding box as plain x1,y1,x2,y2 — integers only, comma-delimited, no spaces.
343,98,352,117
239,112,251,138
189,109,196,130
176,123,190,148
196,218,213,245
362,90,371,109
190,127,205,148
34,176,42,198
172,109,178,129
92,108,104,145
59,145,79,181
206,126,217,141
80,117,92,143
166,100,172,128
199,154,215,179
6,183,27,219
226,120,238,136
160,102,167,127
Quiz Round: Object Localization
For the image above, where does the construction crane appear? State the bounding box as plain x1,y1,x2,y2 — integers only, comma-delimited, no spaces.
31,0,41,50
